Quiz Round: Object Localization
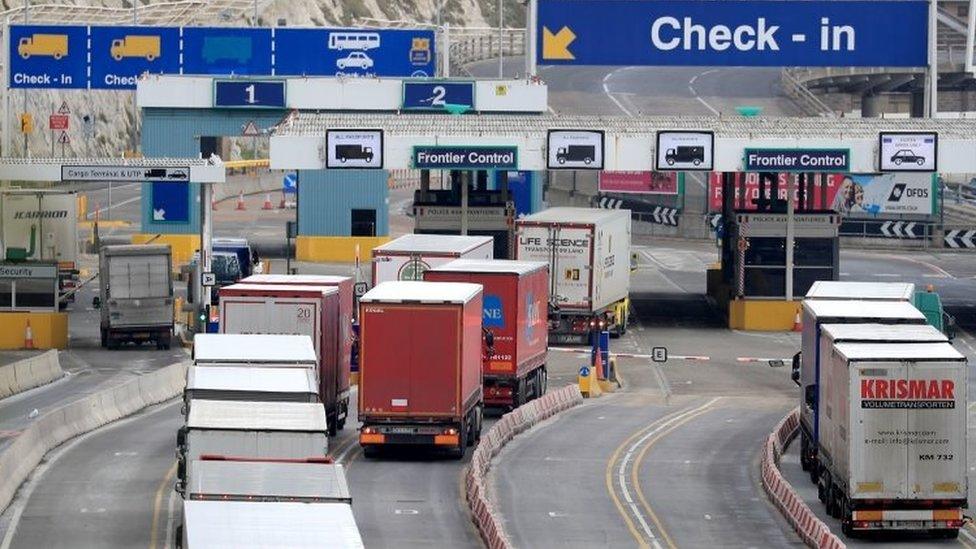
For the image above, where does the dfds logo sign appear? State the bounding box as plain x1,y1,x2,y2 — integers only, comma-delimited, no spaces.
484,294,504,328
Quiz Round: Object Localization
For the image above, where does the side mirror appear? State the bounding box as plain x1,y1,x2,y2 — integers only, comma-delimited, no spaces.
790,352,801,386
176,426,187,450
804,385,816,408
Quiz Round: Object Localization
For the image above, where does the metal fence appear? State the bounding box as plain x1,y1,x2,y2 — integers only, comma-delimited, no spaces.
450,28,526,75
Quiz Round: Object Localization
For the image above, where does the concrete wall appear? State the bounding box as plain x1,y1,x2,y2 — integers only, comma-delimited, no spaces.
0,350,63,399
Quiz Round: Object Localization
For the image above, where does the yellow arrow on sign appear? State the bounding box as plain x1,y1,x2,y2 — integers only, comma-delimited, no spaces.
542,26,576,60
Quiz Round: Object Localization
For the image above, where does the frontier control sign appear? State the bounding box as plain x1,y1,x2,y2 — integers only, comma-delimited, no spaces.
743,149,849,173
413,146,518,170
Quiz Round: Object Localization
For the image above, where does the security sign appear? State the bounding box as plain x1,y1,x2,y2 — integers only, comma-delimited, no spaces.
878,132,937,172
547,130,604,169
326,129,384,169
656,131,714,171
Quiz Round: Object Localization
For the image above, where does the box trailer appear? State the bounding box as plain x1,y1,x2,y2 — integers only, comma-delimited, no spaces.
219,284,349,434
98,244,174,349
796,300,928,475
358,281,485,459
515,207,631,343
371,234,493,286
805,281,916,301
186,458,351,504
182,500,363,548
425,259,549,408
184,366,319,413
192,333,318,370
176,400,328,495
241,273,355,383
818,342,967,536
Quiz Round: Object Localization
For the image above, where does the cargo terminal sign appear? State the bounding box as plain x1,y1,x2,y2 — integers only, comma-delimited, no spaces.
412,146,518,170
61,165,189,182
537,0,928,67
743,149,849,172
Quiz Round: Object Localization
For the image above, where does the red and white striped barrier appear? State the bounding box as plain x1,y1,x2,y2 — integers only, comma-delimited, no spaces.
761,408,846,549
465,385,583,549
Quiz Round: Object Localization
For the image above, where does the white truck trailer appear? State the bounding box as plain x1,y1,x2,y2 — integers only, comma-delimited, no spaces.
805,281,915,301
184,366,319,413
181,500,363,548
818,341,967,537
192,333,318,372
371,233,494,285
515,207,631,343
98,244,174,349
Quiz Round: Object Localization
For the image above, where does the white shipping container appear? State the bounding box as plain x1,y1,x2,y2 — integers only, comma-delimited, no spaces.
184,366,319,408
0,190,78,264
515,207,630,313
192,333,318,367
820,342,967,506
371,234,494,285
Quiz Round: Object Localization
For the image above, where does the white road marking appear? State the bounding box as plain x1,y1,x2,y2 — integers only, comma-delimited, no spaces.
87,195,142,219
394,509,419,515
602,68,636,117
163,483,177,549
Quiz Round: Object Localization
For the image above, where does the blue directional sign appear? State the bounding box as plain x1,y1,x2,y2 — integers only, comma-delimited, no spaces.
90,26,180,90
537,0,929,67
183,27,272,76
282,173,297,194
276,28,436,78
150,182,189,223
8,25,88,89
403,81,475,111
213,80,286,108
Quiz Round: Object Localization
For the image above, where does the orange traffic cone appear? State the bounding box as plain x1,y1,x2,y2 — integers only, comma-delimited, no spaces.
278,193,286,209
262,193,275,210
235,190,246,211
792,310,803,332
24,319,34,349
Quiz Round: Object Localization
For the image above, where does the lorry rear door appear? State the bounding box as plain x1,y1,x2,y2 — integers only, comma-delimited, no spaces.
109,253,170,298
518,225,592,310
851,361,909,500
907,360,967,500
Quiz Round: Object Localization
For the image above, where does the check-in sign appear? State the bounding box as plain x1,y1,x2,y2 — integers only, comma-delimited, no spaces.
743,149,849,172
413,146,517,170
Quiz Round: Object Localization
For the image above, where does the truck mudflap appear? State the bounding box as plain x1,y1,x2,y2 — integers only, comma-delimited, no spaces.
849,508,964,532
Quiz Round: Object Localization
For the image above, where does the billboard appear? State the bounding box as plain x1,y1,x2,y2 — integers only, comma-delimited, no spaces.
600,172,678,194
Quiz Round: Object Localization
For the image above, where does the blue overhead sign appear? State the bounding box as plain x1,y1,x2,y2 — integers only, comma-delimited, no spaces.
214,80,286,108
8,24,436,89
402,81,475,111
150,182,190,223
537,0,929,67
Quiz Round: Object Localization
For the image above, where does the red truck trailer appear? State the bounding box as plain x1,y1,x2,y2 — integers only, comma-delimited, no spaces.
425,259,549,409
218,283,348,435
242,273,354,383
358,280,485,459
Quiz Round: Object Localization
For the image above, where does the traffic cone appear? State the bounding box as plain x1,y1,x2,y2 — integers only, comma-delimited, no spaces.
278,192,286,209
235,190,246,211
24,319,34,349
262,193,274,210
792,310,803,332
211,194,218,210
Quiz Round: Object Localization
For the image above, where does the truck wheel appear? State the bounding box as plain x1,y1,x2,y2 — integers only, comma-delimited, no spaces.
474,406,483,443
161,330,172,350
327,413,338,436
809,460,819,484
515,379,526,408
800,436,810,472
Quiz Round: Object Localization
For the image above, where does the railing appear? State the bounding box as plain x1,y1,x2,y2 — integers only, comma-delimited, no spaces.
780,69,835,117
450,28,526,76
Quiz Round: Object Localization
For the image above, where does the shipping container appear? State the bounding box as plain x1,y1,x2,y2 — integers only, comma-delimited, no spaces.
98,244,174,349
515,207,631,343
818,342,967,536
796,300,928,476
358,281,484,458
186,458,351,504
219,284,348,434
371,234,493,286
176,400,328,494
242,273,355,382
184,366,319,413
182,500,363,548
425,259,549,408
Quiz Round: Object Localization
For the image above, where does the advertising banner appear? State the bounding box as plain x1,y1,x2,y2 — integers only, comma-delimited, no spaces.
600,172,678,194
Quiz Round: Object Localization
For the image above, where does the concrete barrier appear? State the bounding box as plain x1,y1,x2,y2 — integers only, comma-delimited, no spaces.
0,361,187,516
464,385,583,549
761,407,846,549
0,351,64,400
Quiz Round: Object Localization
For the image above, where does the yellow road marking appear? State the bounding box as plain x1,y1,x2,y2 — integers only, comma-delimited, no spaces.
148,460,178,549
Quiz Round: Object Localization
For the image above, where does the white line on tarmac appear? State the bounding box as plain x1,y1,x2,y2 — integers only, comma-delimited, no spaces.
602,68,636,117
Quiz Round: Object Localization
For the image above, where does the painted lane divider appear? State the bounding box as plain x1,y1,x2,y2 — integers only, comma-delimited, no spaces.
736,357,792,363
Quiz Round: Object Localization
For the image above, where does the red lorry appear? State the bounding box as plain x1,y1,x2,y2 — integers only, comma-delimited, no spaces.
425,259,549,409
358,280,485,459
218,283,348,434
241,274,354,384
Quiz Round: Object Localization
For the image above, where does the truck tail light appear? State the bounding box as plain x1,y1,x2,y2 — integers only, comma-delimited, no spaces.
853,521,870,529
360,432,385,445
933,509,962,521
434,429,459,446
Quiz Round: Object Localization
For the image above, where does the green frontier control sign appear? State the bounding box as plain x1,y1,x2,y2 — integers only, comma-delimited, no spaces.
743,148,850,172
412,146,518,170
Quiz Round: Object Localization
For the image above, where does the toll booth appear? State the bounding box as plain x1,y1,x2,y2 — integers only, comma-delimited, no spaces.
0,261,67,349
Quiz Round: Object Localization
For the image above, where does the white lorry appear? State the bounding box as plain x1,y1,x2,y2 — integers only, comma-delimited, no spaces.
181,500,363,548
175,400,328,495
371,234,494,285
804,281,915,302
818,341,967,537
796,300,928,475
515,207,631,343
192,333,318,372
184,366,319,413
98,244,174,349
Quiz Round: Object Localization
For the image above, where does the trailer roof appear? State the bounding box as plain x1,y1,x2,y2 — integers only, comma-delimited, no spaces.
193,334,317,363
361,281,482,304
100,244,170,255
373,234,494,254
821,323,947,343
518,207,630,224
189,460,350,502
220,283,339,296
187,366,318,395
429,259,548,275
242,274,351,285
183,500,363,548
187,400,328,432
835,342,965,361
802,299,926,321
805,281,915,300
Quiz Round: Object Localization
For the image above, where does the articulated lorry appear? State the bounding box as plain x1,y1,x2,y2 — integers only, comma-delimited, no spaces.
358,281,485,459
219,284,349,434
426,259,549,408
516,207,631,343
371,234,493,285
817,341,967,537
98,244,174,349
